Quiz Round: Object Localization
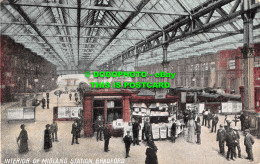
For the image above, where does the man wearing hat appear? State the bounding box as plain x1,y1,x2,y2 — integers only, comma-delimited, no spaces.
211,113,219,133
44,124,52,151
216,124,226,155
71,119,79,145
132,119,141,146
233,126,242,158
103,123,111,152
225,127,236,161
171,118,177,143
244,129,254,161
123,131,133,158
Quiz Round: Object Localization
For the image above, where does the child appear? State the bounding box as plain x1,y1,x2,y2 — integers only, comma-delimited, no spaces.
123,131,133,158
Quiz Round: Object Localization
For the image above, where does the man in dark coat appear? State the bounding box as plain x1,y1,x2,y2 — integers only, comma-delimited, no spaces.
17,124,28,153
143,120,152,144
44,124,52,152
42,97,46,109
233,126,242,158
196,122,201,145
145,141,158,164
103,124,111,152
244,129,254,161
132,119,140,146
123,131,133,158
216,124,226,155
239,112,245,131
226,128,236,161
47,98,49,109
71,120,79,145
171,119,177,143
183,110,189,128
211,113,219,133
69,93,72,101
95,116,103,141
207,111,212,129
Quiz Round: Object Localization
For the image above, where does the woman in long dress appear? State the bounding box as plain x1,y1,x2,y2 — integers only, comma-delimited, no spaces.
145,141,158,164
187,116,196,143
17,124,29,153
44,124,52,151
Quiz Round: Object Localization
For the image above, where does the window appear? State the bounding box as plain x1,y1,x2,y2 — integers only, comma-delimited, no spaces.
210,62,215,71
107,100,122,123
254,56,260,67
228,59,236,69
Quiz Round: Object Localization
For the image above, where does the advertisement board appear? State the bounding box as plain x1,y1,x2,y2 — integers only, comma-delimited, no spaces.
57,107,82,119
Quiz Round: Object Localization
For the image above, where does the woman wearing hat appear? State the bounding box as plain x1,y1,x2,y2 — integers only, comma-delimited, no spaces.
17,124,29,153
145,141,158,164
44,124,52,151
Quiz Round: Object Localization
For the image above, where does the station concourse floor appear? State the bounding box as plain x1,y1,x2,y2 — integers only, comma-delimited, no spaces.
1,89,260,164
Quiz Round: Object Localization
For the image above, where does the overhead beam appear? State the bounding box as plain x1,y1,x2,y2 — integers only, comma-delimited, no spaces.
7,0,67,65
0,33,143,40
1,21,161,31
2,2,189,16
88,0,151,68
14,41,132,46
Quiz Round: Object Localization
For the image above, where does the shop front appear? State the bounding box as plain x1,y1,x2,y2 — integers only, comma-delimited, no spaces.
83,89,134,137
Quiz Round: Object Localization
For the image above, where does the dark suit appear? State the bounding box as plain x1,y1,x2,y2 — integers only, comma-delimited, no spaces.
239,114,245,131
71,122,79,144
244,133,254,160
123,135,132,157
217,128,226,155
171,122,176,143
103,127,111,152
196,124,201,144
211,115,219,133
233,130,241,158
132,122,140,145
226,129,236,160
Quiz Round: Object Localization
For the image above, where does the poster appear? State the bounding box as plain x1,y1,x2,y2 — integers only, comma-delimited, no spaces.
7,108,24,120
23,107,35,119
58,107,81,119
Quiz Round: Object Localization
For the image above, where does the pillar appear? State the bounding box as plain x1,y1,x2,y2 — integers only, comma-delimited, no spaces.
123,96,130,122
83,96,93,137
241,0,259,134
135,47,139,83
162,43,169,83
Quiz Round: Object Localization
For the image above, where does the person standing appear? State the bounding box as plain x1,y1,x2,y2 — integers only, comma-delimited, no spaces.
239,112,245,131
71,120,79,145
211,113,219,133
42,97,46,109
207,110,212,129
226,128,236,161
123,131,133,158
47,98,49,109
17,124,29,153
202,109,206,126
171,118,177,143
75,93,78,103
50,120,58,142
132,119,140,146
196,122,201,145
244,129,254,162
46,92,49,99
144,119,152,144
44,124,52,152
69,93,72,101
216,124,226,156
187,116,196,143
95,116,103,141
194,111,200,126
103,123,111,152
145,141,158,164
233,127,242,158
204,109,209,127
183,110,189,128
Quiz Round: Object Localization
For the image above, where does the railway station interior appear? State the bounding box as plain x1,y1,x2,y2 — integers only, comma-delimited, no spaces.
1,0,260,163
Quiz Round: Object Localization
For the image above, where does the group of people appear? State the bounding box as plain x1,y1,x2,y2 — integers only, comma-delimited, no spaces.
44,120,59,152
216,120,255,162
201,109,219,132
69,93,79,104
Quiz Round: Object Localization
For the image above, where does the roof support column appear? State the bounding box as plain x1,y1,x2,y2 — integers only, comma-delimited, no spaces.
241,0,258,130
162,43,169,83
135,47,139,83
